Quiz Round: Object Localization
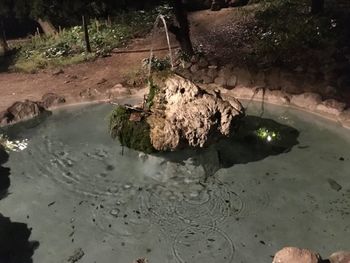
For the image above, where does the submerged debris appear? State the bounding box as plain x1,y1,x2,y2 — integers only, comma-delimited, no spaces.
327,178,342,192
133,258,149,263
67,248,84,263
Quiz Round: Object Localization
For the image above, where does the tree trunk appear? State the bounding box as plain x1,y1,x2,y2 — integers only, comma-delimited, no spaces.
169,0,194,56
0,20,8,55
82,16,92,53
37,18,57,36
311,0,324,14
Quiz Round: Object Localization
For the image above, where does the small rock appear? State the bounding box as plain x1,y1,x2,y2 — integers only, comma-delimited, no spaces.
201,75,214,84
207,68,219,79
266,89,291,105
329,251,350,263
197,57,209,68
226,76,237,88
273,247,321,263
97,78,107,85
234,67,253,87
214,76,226,86
190,64,200,73
338,109,350,129
108,84,131,99
52,69,64,76
316,99,346,117
229,86,255,99
218,66,232,79
40,93,66,109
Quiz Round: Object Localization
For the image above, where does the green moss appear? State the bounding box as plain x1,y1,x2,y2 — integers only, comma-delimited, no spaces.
108,106,155,154
145,78,159,109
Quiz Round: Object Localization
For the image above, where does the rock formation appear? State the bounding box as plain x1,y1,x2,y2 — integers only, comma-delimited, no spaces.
0,100,48,125
0,93,65,126
109,74,244,152
273,247,321,263
147,74,245,151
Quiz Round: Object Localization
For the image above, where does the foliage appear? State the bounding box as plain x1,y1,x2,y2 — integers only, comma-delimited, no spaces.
109,106,154,154
143,56,171,72
176,44,204,63
254,0,342,63
10,9,160,72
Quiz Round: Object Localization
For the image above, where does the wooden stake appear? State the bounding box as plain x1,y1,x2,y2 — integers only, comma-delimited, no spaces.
82,15,91,53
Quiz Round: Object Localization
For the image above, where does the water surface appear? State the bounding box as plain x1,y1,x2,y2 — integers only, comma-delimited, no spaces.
0,101,349,263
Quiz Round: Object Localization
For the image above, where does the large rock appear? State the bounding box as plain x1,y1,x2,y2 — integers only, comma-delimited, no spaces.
1,100,48,125
147,74,244,151
273,247,321,263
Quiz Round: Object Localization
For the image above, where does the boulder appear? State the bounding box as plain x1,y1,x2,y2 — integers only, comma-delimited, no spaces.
272,247,321,263
329,251,350,263
147,74,244,151
290,92,322,110
1,100,48,124
40,93,66,109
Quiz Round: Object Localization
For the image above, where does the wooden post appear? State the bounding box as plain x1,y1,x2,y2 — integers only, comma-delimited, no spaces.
82,15,91,53
311,0,324,14
0,20,9,53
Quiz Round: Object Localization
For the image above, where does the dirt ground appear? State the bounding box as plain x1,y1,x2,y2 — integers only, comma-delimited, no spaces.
1,7,348,112
0,8,257,112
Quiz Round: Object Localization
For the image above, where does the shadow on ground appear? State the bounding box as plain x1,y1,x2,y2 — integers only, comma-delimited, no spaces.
0,147,39,263
159,115,299,178
0,49,18,73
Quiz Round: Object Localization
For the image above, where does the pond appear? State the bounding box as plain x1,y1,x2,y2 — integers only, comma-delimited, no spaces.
0,100,349,263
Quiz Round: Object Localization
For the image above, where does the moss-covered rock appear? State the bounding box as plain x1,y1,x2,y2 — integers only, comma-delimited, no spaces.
108,106,155,154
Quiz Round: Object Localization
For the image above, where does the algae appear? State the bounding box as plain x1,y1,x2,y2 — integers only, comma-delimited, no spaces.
108,106,155,154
